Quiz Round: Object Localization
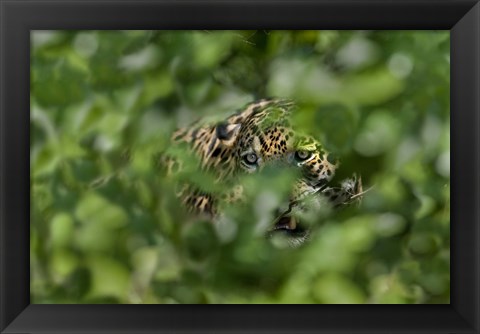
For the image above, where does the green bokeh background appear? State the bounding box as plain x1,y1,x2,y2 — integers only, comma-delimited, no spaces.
31,30,450,304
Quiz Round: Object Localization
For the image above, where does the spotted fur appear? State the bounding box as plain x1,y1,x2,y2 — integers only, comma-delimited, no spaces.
161,98,363,242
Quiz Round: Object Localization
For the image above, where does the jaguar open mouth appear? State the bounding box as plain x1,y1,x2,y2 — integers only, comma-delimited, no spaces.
269,214,309,241
265,198,313,245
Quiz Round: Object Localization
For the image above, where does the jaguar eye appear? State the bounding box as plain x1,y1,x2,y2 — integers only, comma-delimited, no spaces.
244,153,258,165
295,150,312,161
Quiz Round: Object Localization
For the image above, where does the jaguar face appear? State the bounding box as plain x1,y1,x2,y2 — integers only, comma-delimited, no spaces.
212,101,344,241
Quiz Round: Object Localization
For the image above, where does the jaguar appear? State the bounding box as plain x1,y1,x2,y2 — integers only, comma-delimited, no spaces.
160,98,364,245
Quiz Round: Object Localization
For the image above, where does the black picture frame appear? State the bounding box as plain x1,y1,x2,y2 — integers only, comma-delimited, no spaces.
1,0,479,333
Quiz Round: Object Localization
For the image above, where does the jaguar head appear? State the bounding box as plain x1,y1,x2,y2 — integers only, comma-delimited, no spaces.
213,99,357,243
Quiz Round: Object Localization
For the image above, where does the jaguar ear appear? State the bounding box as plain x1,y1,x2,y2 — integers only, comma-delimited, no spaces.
216,122,241,147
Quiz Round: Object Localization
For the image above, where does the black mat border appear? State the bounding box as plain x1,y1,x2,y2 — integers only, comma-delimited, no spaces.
1,0,479,333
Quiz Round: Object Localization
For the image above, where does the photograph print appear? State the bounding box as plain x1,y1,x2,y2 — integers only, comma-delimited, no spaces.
30,30,450,304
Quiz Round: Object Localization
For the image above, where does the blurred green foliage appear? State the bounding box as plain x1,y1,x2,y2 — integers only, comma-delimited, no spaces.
30,30,450,304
